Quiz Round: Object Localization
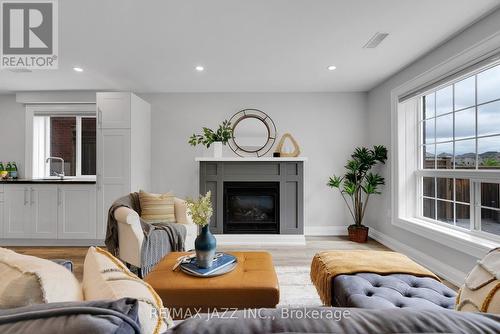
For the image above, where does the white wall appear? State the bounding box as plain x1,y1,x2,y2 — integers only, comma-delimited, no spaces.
366,8,500,282
141,92,367,232
0,94,25,174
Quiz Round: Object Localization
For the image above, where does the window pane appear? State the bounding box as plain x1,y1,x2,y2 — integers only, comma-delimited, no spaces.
50,117,76,176
423,177,435,197
424,93,435,119
81,118,96,175
481,208,500,236
435,113,453,142
424,119,435,144
455,179,470,203
436,85,453,116
454,107,475,140
477,64,500,104
436,142,453,169
454,139,476,169
423,198,435,219
478,136,500,169
481,183,499,209
454,76,475,110
437,200,453,225
455,204,470,229
478,100,500,137
423,145,435,169
437,178,453,200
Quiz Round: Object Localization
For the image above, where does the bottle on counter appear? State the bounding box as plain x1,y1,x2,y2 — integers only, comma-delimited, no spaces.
0,162,6,180
5,162,12,179
11,162,18,179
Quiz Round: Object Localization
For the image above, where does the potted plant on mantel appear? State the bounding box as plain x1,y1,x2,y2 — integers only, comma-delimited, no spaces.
188,120,233,158
327,145,388,243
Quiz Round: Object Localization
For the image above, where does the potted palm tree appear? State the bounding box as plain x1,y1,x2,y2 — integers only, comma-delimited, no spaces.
327,145,387,243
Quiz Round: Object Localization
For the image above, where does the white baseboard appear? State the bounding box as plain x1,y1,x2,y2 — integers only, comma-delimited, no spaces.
305,225,348,236
0,239,105,247
214,234,306,246
369,228,466,286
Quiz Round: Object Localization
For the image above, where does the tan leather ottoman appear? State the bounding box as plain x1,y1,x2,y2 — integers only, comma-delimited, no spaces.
145,251,280,319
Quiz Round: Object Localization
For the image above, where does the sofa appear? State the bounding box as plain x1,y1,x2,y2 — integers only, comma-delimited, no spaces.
166,307,500,334
0,246,172,334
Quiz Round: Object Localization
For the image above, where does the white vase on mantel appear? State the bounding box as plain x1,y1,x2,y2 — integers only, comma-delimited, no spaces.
212,141,223,158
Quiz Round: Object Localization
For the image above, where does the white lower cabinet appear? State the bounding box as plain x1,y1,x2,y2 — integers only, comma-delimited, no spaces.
31,185,58,239
58,185,97,239
3,185,33,238
0,186,3,238
1,184,96,240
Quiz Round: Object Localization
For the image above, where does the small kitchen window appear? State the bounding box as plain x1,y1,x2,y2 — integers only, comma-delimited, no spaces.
28,105,96,179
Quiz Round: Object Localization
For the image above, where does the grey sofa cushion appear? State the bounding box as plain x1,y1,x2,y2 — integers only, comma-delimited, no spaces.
168,307,500,334
50,259,73,272
0,298,141,334
332,273,456,309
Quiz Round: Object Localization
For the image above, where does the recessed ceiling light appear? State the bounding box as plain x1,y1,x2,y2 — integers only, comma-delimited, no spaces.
327,65,337,71
195,65,204,72
73,67,83,72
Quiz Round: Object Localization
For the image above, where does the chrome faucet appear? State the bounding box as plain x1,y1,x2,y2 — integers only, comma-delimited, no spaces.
46,157,65,179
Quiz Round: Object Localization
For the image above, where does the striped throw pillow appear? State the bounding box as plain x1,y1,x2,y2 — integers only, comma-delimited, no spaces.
139,190,176,222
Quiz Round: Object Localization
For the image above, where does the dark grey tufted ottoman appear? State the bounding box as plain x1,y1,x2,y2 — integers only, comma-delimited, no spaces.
332,273,457,309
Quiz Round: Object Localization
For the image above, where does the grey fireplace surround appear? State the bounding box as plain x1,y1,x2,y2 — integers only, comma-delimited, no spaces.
198,158,305,235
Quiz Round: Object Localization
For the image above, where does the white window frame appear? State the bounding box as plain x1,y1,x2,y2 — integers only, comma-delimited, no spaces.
391,37,500,258
25,104,96,179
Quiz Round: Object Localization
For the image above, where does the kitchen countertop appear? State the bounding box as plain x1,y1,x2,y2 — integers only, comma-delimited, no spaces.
0,178,96,184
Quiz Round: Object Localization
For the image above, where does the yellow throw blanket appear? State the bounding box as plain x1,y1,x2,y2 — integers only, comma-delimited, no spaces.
310,250,440,306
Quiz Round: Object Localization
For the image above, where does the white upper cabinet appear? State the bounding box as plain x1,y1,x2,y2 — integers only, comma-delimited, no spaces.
97,92,131,129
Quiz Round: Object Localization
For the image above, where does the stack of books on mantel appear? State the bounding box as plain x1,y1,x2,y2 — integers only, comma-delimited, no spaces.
180,253,237,277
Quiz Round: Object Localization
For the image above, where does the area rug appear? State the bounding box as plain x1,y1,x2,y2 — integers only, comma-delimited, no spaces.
275,265,322,307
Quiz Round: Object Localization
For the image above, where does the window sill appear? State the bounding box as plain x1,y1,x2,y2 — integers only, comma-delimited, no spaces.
393,216,498,258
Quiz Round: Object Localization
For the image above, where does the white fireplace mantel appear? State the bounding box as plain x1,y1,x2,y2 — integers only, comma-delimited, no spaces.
195,157,308,162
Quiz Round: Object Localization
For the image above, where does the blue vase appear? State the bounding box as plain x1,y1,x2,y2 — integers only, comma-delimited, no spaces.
195,225,217,268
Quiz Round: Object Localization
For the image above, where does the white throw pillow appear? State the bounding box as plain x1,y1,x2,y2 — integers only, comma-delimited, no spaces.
0,247,82,308
82,247,172,334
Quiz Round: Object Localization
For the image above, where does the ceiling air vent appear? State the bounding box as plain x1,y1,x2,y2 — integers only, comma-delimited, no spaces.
363,32,389,48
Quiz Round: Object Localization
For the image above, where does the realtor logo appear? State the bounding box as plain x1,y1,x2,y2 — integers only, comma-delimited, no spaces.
1,0,58,69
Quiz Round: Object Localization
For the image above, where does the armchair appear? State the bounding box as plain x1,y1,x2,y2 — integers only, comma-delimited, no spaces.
114,198,197,268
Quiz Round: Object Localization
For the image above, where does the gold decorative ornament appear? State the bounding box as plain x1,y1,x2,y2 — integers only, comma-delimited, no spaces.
275,133,301,157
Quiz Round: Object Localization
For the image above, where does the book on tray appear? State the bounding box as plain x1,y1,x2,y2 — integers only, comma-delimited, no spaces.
180,253,237,276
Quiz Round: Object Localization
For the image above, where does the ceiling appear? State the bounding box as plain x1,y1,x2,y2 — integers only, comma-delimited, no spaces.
1,0,499,93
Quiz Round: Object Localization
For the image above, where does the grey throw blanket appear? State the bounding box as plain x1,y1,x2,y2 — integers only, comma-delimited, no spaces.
105,193,186,275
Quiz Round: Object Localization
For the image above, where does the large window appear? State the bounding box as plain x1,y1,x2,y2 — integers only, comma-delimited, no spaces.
32,110,96,178
417,63,500,238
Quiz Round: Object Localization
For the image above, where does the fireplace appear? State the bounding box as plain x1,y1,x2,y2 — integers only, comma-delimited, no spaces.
223,182,280,234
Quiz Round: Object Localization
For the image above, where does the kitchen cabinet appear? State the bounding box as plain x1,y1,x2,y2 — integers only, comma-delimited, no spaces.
1,184,96,240
3,185,34,238
0,185,3,238
96,92,150,239
58,185,96,239
30,185,58,239
97,92,131,129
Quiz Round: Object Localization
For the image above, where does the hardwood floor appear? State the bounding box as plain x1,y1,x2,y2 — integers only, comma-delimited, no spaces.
6,236,457,290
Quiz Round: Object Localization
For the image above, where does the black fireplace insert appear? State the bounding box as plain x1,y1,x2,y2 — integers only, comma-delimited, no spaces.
223,182,279,234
